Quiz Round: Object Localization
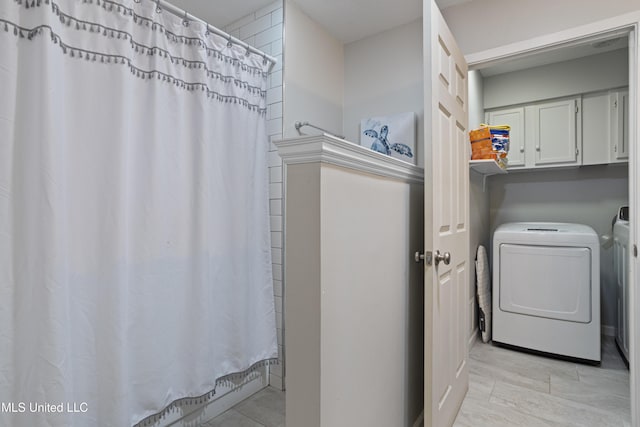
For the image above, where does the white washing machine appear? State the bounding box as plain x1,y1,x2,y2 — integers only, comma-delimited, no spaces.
493,222,600,362
614,207,630,362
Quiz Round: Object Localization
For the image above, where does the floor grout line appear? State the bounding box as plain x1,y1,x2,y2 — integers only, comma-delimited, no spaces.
456,337,630,427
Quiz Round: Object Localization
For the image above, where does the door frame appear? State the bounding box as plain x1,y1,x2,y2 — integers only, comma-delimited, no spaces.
464,11,640,426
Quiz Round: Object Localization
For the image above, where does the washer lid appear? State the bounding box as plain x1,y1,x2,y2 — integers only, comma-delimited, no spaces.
494,222,599,245
496,222,594,234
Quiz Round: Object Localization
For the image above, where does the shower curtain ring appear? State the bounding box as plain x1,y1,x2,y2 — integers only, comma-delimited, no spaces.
155,0,161,13
227,38,233,48
182,11,189,27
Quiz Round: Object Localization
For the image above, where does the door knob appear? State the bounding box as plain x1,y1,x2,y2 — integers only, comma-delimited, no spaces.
434,250,451,266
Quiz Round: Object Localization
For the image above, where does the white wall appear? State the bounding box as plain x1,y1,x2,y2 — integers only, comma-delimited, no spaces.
484,49,628,109
283,0,344,138
320,166,424,427
280,136,424,427
343,19,424,166
441,0,640,55
468,69,489,346
468,70,485,129
224,1,285,390
488,165,629,331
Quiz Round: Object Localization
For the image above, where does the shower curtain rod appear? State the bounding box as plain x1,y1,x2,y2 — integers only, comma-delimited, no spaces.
155,0,278,71
295,121,345,139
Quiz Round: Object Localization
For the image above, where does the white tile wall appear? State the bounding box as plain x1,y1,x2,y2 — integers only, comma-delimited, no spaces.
255,24,283,48
239,15,272,40
225,0,285,391
255,1,282,19
270,232,283,249
270,199,282,216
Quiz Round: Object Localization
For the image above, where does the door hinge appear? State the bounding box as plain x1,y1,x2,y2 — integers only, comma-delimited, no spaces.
575,99,579,114
634,244,638,258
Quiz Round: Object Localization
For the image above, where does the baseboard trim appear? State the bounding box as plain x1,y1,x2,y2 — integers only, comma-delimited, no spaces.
468,329,479,349
602,325,616,337
412,410,424,427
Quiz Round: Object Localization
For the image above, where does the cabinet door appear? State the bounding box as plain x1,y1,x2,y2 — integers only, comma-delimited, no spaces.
611,89,629,162
582,92,610,166
487,107,525,168
532,98,580,166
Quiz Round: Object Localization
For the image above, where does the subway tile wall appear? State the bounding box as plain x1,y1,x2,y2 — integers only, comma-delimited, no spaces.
225,0,285,391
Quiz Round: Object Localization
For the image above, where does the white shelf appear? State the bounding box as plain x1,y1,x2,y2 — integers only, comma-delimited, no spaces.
469,159,507,176
469,159,507,191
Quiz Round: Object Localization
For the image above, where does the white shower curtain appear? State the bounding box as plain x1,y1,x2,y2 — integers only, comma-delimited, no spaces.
0,0,277,426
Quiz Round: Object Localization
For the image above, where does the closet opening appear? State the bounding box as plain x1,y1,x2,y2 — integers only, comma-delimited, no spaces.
467,26,636,424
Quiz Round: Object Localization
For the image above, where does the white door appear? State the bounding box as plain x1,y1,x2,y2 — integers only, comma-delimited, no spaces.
424,1,469,426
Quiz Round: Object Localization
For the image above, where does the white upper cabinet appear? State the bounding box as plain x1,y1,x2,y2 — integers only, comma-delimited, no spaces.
581,88,628,165
486,89,627,171
486,107,525,168
529,97,581,167
487,98,580,170
611,89,629,162
582,92,611,166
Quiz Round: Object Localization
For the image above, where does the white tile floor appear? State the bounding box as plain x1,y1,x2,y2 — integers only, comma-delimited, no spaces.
202,337,629,426
454,336,630,427
201,387,284,427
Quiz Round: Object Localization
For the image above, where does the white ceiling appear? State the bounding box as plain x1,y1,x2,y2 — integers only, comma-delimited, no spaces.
165,0,622,76
294,0,422,44
166,0,470,43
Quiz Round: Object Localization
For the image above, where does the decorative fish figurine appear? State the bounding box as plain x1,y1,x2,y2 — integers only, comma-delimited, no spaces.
363,124,413,158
